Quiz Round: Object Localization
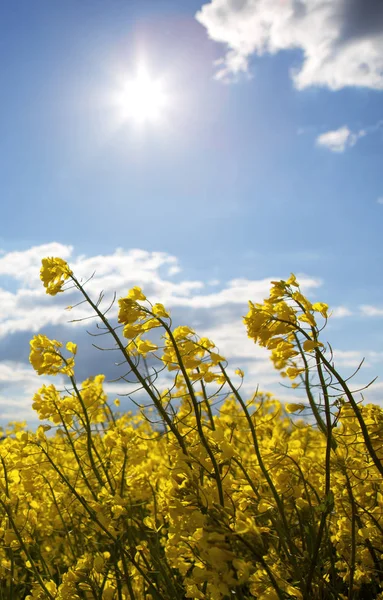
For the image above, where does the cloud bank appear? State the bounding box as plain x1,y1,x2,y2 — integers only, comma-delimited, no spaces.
196,0,383,89
0,243,322,338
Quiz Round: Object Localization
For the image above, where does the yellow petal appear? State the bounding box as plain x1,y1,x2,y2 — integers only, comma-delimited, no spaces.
285,403,306,413
127,286,146,301
303,340,323,352
66,342,77,355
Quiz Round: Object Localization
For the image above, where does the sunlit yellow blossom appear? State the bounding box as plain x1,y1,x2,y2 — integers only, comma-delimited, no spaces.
118,297,143,324
66,341,77,355
5,260,383,600
122,323,144,339
285,403,306,413
312,302,329,318
285,366,305,380
127,286,146,301
40,257,72,295
136,339,158,357
303,339,323,352
29,334,75,377
141,317,160,332
152,303,170,318
298,312,317,326
209,352,226,365
292,291,313,312
172,325,195,340
286,273,299,287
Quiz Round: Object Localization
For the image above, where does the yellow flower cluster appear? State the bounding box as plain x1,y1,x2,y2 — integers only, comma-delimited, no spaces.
0,259,382,600
29,335,77,377
244,274,327,380
40,257,73,296
117,289,167,355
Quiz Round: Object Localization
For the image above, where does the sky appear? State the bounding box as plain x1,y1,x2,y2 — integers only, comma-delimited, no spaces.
0,0,382,428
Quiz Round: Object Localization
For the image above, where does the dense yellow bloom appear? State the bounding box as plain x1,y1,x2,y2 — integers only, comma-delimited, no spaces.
244,275,331,389
29,334,76,376
2,259,383,600
40,257,72,295
117,297,143,324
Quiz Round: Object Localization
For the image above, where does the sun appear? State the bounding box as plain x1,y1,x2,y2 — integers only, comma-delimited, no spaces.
117,66,169,125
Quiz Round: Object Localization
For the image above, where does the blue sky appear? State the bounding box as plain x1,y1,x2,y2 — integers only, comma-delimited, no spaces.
1,0,383,427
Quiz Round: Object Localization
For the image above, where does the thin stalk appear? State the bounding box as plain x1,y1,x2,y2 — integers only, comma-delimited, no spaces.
70,275,189,457
164,324,225,506
220,364,302,579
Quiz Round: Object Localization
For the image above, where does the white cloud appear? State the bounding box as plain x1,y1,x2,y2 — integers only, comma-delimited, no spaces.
0,243,73,284
360,305,383,317
201,320,269,360
315,125,365,152
377,197,383,205
315,119,383,152
355,381,383,407
332,350,368,369
330,349,383,369
168,275,321,309
195,0,383,89
0,362,40,385
331,306,353,318
0,244,322,337
0,361,57,425
168,265,181,276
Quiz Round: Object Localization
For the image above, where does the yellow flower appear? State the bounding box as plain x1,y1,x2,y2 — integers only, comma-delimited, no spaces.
40,257,72,295
312,302,329,318
209,352,226,365
122,323,143,339
303,339,323,352
298,313,317,327
286,273,299,287
136,339,158,357
143,516,156,530
285,403,306,413
118,297,143,324
152,303,170,318
30,334,62,375
45,581,57,595
66,341,77,355
173,325,195,340
30,334,75,377
127,286,146,301
93,555,105,573
285,366,305,380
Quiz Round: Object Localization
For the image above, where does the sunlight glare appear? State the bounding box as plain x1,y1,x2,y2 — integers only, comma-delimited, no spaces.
118,67,169,125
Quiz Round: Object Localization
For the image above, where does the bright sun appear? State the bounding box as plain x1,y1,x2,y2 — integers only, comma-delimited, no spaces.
118,67,169,125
